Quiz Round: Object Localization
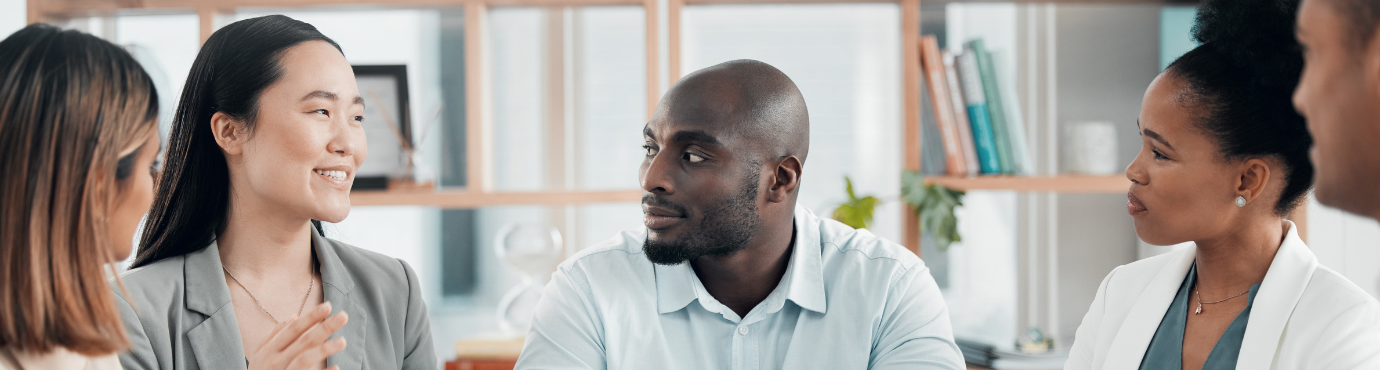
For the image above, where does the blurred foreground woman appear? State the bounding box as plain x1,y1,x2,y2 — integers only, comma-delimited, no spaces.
0,24,162,369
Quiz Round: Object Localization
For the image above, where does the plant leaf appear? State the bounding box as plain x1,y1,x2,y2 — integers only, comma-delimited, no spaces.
902,176,965,253
832,176,879,229
901,171,928,207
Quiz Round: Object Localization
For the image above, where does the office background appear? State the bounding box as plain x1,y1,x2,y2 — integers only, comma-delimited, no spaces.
4,0,1379,366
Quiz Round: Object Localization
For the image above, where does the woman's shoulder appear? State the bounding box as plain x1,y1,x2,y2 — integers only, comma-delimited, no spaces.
114,253,188,305
1298,264,1379,315
1,348,122,370
1100,246,1193,292
317,236,414,287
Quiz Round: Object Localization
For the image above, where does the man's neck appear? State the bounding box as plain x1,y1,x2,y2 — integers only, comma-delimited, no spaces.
691,223,796,319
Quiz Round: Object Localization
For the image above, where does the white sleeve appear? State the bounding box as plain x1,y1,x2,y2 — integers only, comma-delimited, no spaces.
867,263,966,370
1311,300,1380,370
514,265,607,370
1066,266,1120,370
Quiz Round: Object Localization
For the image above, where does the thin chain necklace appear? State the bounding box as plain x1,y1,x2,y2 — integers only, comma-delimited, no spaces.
223,265,315,324
1194,288,1250,315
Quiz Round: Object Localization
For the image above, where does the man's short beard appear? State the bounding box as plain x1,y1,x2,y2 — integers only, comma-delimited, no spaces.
643,168,761,266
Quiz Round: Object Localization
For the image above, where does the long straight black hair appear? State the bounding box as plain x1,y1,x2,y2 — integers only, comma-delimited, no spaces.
131,15,341,269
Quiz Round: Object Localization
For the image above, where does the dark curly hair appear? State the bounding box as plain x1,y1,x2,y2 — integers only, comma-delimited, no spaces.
1165,0,1311,216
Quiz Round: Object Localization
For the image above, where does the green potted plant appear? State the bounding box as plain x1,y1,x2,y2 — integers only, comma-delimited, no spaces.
830,171,965,252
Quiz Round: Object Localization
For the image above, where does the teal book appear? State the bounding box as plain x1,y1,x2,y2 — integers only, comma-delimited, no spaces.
956,50,1001,174
969,40,1014,174
992,50,1030,175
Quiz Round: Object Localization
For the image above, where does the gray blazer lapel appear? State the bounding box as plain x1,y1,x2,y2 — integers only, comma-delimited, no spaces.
184,241,249,370
315,229,368,370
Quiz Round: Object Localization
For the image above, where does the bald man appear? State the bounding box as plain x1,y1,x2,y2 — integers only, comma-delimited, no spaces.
1294,0,1380,221
515,60,963,370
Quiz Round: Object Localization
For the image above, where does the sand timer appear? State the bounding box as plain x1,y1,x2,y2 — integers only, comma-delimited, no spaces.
494,222,564,336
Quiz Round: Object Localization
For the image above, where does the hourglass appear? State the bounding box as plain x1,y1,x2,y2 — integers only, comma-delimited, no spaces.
494,222,564,336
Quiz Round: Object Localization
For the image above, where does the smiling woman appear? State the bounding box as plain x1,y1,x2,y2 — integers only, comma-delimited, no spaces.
115,15,436,370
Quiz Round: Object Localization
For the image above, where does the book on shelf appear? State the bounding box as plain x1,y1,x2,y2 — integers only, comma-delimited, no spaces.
912,35,1033,178
944,52,981,176
955,48,1002,175
969,39,1015,175
919,35,969,177
919,77,950,176
992,50,1031,175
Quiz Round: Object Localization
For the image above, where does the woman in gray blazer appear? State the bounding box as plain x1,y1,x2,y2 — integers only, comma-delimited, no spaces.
115,15,435,370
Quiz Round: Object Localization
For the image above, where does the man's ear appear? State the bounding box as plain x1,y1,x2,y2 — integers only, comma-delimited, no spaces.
766,155,802,203
210,112,246,156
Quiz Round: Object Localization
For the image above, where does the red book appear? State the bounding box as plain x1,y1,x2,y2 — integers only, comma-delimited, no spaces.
944,51,980,176
919,35,968,177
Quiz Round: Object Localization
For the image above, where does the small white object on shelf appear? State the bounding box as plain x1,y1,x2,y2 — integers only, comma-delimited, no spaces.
1064,121,1119,175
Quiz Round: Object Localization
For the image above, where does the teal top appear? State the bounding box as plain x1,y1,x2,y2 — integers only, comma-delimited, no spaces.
1139,263,1261,370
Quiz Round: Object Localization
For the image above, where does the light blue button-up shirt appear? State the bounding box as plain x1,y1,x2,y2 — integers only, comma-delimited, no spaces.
515,206,964,370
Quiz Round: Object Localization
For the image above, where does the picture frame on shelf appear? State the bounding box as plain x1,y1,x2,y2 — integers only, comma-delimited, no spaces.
352,64,412,191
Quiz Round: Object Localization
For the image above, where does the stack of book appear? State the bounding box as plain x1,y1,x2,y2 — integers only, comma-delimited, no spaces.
955,338,1068,369
918,35,1031,177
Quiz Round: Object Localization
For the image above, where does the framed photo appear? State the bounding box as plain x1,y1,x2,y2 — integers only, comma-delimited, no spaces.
352,65,412,190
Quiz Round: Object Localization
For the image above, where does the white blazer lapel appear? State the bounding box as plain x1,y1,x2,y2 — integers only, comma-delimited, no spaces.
1236,222,1315,370
1103,247,1197,370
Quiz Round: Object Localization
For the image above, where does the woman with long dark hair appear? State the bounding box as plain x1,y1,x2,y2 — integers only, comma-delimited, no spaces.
1066,0,1380,368
0,24,161,369
116,15,436,370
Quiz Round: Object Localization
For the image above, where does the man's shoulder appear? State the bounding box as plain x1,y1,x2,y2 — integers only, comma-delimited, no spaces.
812,215,923,275
557,229,654,279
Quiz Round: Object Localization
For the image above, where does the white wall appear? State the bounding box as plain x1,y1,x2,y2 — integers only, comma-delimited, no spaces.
0,0,22,38
942,3,1020,347
682,3,903,242
1308,197,1380,298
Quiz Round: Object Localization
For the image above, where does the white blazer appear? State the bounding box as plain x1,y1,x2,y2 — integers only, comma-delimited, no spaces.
1066,222,1380,370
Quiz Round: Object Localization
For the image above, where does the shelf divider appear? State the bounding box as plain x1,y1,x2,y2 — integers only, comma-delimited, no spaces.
350,189,641,208
924,175,1129,193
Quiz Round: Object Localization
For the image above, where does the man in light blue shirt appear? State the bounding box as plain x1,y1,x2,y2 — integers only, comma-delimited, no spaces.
516,59,964,370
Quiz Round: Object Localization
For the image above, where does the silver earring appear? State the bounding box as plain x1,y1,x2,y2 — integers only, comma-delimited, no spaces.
1235,196,1246,207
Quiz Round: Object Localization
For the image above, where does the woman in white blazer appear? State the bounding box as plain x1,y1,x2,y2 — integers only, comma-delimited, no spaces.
1066,0,1380,369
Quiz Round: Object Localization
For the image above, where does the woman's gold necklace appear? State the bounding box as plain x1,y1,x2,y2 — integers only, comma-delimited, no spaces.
223,266,314,324
1194,288,1250,315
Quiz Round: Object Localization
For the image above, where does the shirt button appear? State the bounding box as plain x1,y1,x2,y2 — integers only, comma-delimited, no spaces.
738,326,749,335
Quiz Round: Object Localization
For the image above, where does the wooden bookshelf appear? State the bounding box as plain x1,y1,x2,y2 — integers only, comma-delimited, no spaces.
26,0,1182,253
925,175,1129,193
350,189,640,208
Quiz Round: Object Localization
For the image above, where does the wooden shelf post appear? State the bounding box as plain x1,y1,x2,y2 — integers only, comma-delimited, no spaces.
901,0,922,256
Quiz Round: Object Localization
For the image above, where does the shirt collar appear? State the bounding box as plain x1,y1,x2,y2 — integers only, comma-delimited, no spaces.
654,205,827,315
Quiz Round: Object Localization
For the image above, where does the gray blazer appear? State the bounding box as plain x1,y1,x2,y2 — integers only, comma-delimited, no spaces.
113,229,437,370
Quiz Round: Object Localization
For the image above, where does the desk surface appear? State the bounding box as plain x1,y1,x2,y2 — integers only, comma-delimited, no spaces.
450,337,1058,370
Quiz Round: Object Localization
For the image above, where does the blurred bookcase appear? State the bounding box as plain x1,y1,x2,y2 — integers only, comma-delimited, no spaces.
25,0,660,216
23,0,1205,369
26,0,1287,254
